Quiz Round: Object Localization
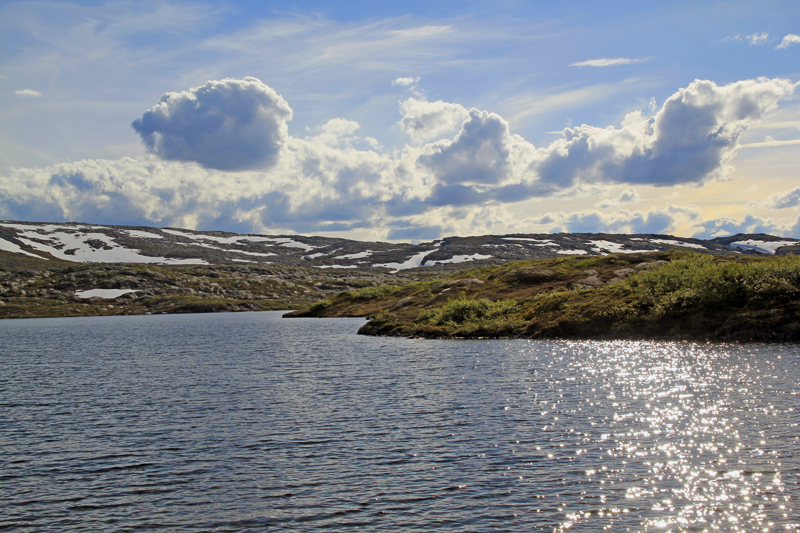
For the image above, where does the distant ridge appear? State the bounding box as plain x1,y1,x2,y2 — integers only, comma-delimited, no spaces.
1,220,797,272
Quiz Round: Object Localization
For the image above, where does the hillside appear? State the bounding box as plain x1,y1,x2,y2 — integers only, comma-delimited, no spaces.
286,251,800,342
1,220,799,321
2,220,795,271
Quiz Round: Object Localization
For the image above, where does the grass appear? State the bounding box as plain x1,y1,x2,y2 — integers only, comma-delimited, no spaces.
298,251,800,341
345,284,402,300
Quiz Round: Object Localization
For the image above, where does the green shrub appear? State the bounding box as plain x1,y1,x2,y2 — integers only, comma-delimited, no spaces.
347,284,402,300
308,299,332,312
416,294,518,326
625,254,800,316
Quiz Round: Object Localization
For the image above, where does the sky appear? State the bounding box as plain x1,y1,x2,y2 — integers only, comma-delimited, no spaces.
0,0,799,242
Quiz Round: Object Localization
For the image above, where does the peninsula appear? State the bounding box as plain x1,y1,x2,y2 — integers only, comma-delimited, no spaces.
286,251,800,342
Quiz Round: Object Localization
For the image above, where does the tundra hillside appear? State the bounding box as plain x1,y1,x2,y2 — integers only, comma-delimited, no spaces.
286,251,800,341
0,255,434,319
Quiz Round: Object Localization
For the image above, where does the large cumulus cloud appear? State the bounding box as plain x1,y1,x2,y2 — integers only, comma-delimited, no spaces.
536,78,796,188
1,76,797,239
131,77,292,171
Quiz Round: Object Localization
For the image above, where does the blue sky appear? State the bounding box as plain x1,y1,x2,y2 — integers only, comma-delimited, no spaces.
1,0,799,241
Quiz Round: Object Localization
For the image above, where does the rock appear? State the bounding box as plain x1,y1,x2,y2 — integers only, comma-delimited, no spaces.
391,296,414,310
613,268,636,278
502,268,555,283
569,276,604,290
635,260,669,270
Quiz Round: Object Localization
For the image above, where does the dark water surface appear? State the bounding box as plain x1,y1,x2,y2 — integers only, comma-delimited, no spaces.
1,311,798,531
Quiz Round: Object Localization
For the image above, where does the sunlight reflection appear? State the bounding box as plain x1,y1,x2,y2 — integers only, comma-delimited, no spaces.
550,340,796,532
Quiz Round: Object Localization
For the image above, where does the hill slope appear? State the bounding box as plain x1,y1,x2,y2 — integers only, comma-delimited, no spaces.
2,220,795,271
286,251,800,342
2,220,799,322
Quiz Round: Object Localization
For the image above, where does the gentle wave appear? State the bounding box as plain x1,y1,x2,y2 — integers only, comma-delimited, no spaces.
1,312,798,531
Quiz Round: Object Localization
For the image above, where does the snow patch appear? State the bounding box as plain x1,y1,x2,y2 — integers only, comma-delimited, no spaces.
161,229,280,245
227,250,276,258
123,229,164,239
649,239,706,250
730,240,797,254
0,237,48,259
373,249,432,271
4,227,209,264
428,253,493,265
313,265,358,269
504,238,556,246
276,240,316,251
76,289,138,299
590,240,652,254
334,250,374,260
556,249,588,255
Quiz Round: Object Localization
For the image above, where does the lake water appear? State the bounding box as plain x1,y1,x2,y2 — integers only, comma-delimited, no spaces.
1,311,798,532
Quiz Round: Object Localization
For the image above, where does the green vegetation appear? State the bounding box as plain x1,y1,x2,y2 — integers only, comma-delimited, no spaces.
345,284,402,300
412,295,523,336
290,251,800,341
627,254,800,314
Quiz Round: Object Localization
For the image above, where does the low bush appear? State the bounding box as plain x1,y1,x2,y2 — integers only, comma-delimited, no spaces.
346,284,402,300
626,254,800,317
416,294,519,326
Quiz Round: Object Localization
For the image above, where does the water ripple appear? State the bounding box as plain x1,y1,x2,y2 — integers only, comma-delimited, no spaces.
1,313,798,531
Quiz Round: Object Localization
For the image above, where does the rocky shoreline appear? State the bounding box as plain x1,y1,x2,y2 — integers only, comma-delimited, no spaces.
287,251,800,342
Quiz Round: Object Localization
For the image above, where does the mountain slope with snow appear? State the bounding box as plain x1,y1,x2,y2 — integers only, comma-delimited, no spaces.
1,221,794,272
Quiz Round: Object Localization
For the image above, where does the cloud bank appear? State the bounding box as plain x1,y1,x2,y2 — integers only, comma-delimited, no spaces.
0,76,796,239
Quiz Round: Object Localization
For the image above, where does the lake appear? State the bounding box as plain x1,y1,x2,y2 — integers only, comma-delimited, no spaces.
1,311,798,531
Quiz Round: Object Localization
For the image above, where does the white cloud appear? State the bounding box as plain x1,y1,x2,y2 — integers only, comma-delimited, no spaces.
727,33,770,45
393,76,420,86
0,76,796,239
756,187,800,209
398,97,469,143
131,77,292,171
14,89,42,97
534,78,796,189
596,187,639,208
569,57,649,67
534,204,699,234
777,34,800,49
691,214,789,239
741,138,800,148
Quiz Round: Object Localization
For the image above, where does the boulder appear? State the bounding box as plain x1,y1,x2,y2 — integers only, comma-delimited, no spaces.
613,268,636,278
635,260,669,270
391,296,415,310
502,268,556,283
569,276,604,290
